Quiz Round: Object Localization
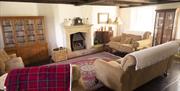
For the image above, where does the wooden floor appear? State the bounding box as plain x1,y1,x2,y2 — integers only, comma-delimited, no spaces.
134,59,180,91
97,59,180,91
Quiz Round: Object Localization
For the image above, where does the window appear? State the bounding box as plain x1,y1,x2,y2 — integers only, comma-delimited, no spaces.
130,6,156,32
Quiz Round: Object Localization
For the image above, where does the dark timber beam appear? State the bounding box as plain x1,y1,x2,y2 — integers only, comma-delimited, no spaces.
0,0,84,4
1,0,180,8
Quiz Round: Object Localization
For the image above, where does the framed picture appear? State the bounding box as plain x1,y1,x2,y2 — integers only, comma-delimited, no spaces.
98,13,109,24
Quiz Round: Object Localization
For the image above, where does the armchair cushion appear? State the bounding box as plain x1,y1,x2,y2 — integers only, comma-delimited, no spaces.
122,37,132,44
110,36,121,42
0,49,10,63
5,57,24,72
8,54,17,59
143,31,151,39
0,61,5,76
0,49,10,76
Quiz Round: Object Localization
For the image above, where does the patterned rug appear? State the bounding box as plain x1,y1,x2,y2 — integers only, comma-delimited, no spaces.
54,52,120,90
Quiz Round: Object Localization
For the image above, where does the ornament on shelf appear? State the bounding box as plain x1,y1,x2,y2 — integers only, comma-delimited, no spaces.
64,18,72,26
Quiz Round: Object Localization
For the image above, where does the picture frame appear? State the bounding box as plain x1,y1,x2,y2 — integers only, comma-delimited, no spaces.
98,13,109,24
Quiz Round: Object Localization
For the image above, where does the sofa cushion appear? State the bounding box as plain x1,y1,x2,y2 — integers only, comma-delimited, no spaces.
120,34,132,44
120,33,127,43
126,34,142,42
0,49,9,76
0,61,5,76
0,49,10,62
143,32,151,39
5,57,24,72
118,44,134,53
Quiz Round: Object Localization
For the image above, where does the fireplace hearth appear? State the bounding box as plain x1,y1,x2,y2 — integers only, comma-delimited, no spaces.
71,32,86,51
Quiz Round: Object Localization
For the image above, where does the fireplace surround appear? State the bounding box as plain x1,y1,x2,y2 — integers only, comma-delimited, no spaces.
64,25,93,52
70,32,86,51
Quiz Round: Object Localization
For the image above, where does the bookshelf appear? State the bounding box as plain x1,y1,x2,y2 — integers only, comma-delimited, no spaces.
0,16,48,65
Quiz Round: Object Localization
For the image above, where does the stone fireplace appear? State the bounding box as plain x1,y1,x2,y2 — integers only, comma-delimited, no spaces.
70,32,86,51
64,25,92,52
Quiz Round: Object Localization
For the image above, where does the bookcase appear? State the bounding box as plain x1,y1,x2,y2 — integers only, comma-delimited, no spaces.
0,16,48,65
153,9,176,46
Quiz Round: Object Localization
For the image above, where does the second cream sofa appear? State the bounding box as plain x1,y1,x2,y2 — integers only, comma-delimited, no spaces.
107,31,152,53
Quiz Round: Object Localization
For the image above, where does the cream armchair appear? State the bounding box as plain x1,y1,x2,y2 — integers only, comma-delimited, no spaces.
107,31,152,53
0,49,24,76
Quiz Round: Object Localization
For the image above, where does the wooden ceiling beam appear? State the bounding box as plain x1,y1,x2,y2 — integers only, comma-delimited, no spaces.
76,0,157,6
0,0,84,4
115,0,157,3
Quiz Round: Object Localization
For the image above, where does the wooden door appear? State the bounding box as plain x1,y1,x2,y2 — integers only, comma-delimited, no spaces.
161,10,176,43
153,9,176,46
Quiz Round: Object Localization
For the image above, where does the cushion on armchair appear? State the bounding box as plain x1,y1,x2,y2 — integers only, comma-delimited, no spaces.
0,61,5,76
143,31,151,39
0,49,10,76
5,57,24,72
0,49,10,63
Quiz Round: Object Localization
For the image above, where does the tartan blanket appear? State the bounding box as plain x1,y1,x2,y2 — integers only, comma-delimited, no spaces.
5,64,72,91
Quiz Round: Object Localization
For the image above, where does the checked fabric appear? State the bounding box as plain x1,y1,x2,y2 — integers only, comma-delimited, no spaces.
5,64,71,91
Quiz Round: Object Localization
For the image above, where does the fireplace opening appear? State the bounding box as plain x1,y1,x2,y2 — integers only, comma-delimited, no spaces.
70,32,86,51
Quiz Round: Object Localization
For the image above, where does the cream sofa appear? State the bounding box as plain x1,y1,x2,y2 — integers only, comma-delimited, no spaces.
107,31,152,53
94,41,179,91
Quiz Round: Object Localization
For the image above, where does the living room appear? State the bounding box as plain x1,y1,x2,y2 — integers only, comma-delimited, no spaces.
0,0,180,91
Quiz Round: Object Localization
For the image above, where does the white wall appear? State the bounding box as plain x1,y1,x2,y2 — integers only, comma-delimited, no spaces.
56,4,84,47
54,5,118,49
0,2,38,16
91,6,118,35
0,1,118,52
119,6,156,33
37,4,58,54
0,2,38,48
119,2,180,39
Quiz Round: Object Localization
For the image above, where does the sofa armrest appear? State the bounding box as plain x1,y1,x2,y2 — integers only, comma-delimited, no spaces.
72,65,81,81
0,73,8,90
8,54,17,59
93,59,124,91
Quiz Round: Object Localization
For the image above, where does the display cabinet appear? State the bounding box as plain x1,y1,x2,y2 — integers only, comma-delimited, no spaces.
0,16,48,65
153,9,177,46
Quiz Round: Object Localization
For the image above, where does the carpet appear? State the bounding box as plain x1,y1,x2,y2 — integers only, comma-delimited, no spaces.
54,52,120,90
